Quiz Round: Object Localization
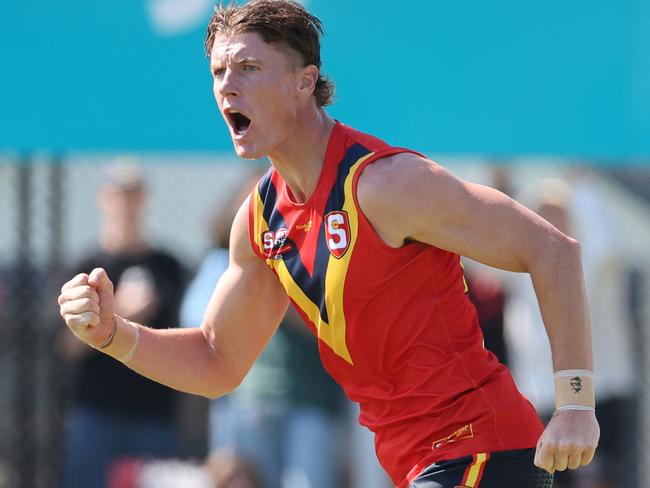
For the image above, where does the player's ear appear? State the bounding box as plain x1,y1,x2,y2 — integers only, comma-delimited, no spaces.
297,64,319,98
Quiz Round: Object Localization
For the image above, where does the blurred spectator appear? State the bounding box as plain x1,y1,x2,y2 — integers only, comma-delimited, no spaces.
345,402,392,488
205,448,262,488
107,457,213,488
0,272,5,322
180,172,346,488
0,271,11,488
570,169,638,488
466,269,509,366
60,160,186,488
504,174,638,488
104,449,260,488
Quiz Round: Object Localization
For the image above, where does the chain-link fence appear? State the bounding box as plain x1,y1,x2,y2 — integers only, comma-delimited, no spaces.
0,154,255,488
1,154,649,487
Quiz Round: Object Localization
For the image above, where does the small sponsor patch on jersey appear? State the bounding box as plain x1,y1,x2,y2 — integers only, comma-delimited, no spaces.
296,220,312,232
324,211,350,258
432,423,474,449
262,227,291,259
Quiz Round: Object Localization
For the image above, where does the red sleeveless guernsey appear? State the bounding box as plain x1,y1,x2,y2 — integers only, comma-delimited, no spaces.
248,121,544,487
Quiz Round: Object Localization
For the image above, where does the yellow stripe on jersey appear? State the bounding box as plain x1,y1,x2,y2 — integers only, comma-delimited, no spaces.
253,184,334,353
459,257,469,293
462,452,488,487
321,152,375,365
252,191,329,341
252,189,269,256
250,152,376,365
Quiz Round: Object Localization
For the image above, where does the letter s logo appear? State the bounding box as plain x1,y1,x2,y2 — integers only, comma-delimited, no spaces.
325,211,350,258
262,231,275,251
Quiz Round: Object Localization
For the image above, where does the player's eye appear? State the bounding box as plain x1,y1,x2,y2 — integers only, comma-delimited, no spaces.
243,64,259,72
212,67,226,77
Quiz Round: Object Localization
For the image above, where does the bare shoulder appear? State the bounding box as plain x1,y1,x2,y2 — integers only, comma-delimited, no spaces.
357,153,464,241
358,152,458,207
357,152,462,246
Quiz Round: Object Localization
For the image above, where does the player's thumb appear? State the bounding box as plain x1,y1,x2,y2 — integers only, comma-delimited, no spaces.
88,267,115,320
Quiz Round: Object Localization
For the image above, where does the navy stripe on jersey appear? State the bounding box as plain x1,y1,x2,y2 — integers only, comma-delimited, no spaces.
282,142,372,324
257,170,323,318
258,168,276,225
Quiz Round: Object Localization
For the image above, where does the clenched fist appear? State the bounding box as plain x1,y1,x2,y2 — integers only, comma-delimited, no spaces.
58,267,116,348
534,409,600,474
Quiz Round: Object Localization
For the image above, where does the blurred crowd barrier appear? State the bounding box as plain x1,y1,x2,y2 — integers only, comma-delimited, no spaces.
0,154,648,488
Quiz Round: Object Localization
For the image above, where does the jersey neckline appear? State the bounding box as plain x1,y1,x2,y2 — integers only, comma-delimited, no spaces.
280,120,343,208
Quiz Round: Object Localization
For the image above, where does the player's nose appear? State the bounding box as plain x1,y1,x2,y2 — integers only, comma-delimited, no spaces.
216,68,239,98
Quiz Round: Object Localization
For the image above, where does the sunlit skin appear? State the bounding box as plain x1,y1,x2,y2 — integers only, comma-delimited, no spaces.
210,32,334,202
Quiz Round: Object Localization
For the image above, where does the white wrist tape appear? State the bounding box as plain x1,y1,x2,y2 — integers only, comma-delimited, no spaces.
554,369,595,411
116,320,140,364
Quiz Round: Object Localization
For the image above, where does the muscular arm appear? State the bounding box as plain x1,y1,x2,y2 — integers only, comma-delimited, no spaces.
59,199,289,398
357,154,591,372
357,153,598,473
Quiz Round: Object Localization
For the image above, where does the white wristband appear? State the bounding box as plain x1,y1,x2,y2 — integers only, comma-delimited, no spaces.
555,369,594,379
117,321,140,364
556,404,595,412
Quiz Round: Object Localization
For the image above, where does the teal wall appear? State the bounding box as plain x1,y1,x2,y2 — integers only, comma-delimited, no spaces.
1,0,648,157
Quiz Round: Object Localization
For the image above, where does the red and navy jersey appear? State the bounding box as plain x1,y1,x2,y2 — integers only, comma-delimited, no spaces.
248,121,544,487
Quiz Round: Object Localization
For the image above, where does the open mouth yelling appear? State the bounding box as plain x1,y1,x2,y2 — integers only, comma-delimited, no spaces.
225,109,252,137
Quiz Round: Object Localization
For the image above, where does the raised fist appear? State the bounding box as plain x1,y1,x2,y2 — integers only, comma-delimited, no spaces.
58,267,116,348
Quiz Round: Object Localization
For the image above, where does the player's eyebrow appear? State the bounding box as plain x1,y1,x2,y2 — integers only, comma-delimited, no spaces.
234,56,261,65
210,55,260,71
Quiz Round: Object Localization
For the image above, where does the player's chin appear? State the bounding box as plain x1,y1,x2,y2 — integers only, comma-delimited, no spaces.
232,142,263,160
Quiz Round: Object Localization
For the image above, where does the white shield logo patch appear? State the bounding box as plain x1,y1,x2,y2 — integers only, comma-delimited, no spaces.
324,211,350,258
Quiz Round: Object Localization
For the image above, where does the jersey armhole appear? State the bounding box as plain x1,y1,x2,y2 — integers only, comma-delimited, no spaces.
351,147,427,254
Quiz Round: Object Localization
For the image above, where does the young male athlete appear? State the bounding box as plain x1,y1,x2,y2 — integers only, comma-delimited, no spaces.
58,1,600,486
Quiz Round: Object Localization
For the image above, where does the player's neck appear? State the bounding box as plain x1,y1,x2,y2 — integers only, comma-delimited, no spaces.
268,109,334,204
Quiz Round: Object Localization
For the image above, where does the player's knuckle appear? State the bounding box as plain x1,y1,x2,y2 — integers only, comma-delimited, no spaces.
555,442,574,454
541,440,557,452
79,285,93,296
67,315,81,327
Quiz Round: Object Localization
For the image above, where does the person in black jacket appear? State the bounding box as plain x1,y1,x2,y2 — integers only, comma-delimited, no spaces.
60,161,185,488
